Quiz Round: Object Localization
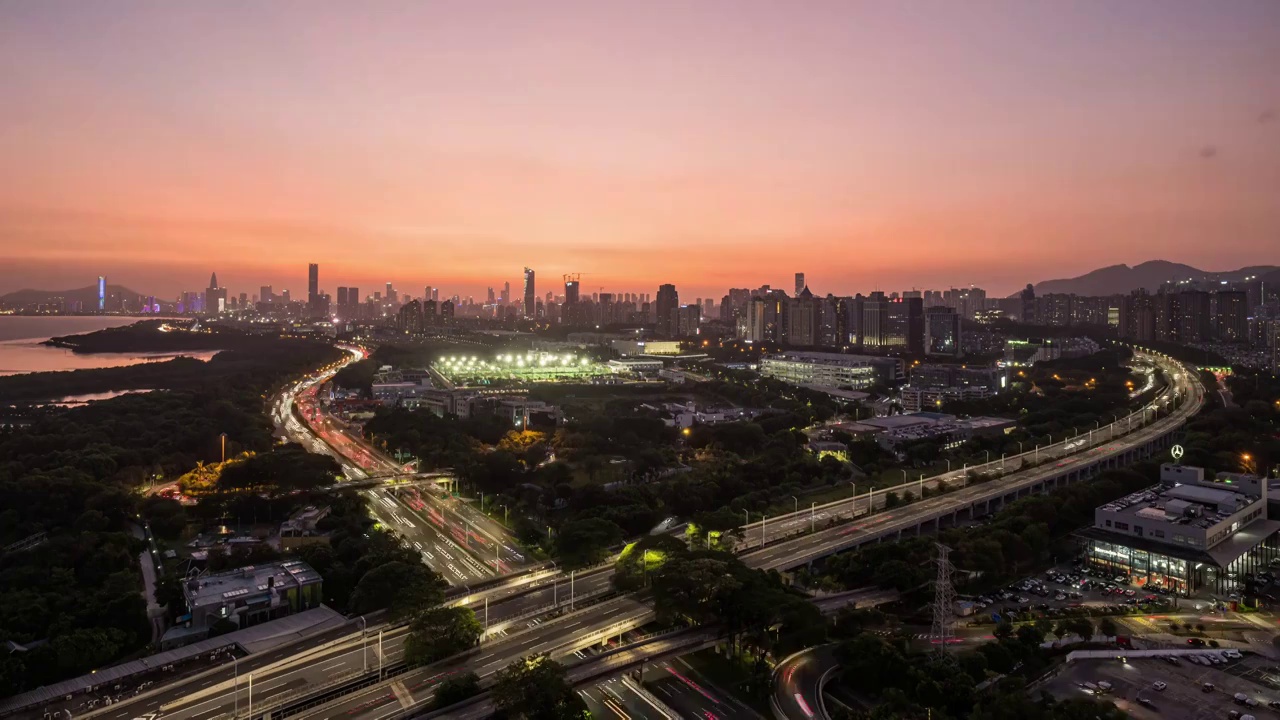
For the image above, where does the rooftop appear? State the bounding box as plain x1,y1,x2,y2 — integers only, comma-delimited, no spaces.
1098,483,1259,531
185,560,321,609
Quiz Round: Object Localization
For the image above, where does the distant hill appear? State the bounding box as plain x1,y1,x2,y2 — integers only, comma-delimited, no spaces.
1027,261,1278,297
0,284,151,309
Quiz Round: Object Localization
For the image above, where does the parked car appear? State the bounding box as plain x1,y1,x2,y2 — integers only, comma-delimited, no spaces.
1152,681,1167,691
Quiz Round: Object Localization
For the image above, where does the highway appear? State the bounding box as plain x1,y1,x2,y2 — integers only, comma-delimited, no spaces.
741,351,1202,571
270,349,523,586
772,645,839,720
277,352,531,578
71,350,1198,720
284,597,656,720
735,349,1192,551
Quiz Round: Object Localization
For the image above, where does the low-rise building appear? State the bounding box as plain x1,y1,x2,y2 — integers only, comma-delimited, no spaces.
759,351,903,390
1078,464,1279,596
165,560,324,647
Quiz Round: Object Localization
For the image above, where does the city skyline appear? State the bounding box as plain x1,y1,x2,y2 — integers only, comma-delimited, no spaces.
2,1,1279,299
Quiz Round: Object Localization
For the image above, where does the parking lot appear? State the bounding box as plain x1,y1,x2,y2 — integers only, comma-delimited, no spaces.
967,566,1180,623
1045,652,1280,720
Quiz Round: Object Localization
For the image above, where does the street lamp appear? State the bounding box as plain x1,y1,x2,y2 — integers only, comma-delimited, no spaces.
791,496,799,515
232,655,239,717
357,616,368,672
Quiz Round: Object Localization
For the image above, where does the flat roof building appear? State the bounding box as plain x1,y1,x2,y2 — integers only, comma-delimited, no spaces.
168,560,324,645
759,351,903,390
1078,464,1279,597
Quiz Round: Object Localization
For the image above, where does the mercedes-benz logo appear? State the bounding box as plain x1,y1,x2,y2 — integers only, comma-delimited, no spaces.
1171,445,1185,461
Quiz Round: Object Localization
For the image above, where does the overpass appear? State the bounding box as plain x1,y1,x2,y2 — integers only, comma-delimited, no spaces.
743,350,1202,571
46,350,1199,720
733,348,1193,553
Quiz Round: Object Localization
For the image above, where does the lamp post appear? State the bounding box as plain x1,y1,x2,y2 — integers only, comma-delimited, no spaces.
247,673,252,720
983,450,990,464
901,469,908,484
810,502,816,533
220,433,227,464
357,616,367,672
850,482,857,516
791,496,799,515
232,655,239,717
378,630,384,678
762,515,767,546
945,459,952,473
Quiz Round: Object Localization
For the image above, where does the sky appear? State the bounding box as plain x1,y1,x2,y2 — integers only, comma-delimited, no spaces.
1,1,1278,302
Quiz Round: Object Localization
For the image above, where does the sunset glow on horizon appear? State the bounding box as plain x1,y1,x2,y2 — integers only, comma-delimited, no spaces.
2,1,1278,300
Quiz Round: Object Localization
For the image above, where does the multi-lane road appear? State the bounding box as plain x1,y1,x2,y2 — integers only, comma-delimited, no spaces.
271,350,530,585
69,348,1199,720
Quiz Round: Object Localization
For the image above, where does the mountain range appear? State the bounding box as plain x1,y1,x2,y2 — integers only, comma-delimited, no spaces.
1026,261,1278,297
0,284,150,309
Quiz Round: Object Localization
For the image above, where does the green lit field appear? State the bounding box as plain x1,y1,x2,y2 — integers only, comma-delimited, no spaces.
434,351,612,385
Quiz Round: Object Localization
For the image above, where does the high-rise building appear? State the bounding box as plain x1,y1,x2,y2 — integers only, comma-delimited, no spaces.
1215,290,1248,343
795,273,805,296
260,285,274,303
925,306,962,356
523,267,536,318
1020,283,1036,324
206,272,227,314
784,287,820,346
886,297,924,353
281,289,291,304
308,264,319,306
861,292,889,347
1178,290,1212,343
676,304,701,337
337,287,349,308
440,299,455,325
503,282,511,304
655,284,679,337
97,276,106,312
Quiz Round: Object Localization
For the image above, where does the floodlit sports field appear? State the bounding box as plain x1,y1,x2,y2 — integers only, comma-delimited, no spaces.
434,352,611,385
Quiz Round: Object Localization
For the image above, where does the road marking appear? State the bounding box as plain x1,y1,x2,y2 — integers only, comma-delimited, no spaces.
389,681,412,709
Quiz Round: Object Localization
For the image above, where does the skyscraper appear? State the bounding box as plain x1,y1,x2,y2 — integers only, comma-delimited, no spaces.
795,273,806,296
523,267,536,318
337,287,349,308
503,281,511,304
655,284,679,337
97,276,106,312
206,271,227,314
260,285,274,303
307,263,319,310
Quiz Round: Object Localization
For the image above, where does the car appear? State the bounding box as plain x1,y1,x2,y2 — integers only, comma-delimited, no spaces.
1224,649,1243,659
1114,575,1128,583
1136,697,1155,708
1055,594,1066,601
1188,637,1207,646
1268,700,1280,710
1152,681,1167,691
1125,589,1136,596
1018,596,1030,604
1203,683,1216,693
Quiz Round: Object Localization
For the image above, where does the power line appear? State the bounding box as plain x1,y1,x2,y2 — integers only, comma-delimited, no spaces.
931,542,956,660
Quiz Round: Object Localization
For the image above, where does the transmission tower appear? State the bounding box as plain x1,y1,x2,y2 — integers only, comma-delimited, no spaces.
930,543,957,660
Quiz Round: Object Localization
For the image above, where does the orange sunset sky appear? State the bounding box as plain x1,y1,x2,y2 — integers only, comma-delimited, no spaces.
1,1,1278,300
